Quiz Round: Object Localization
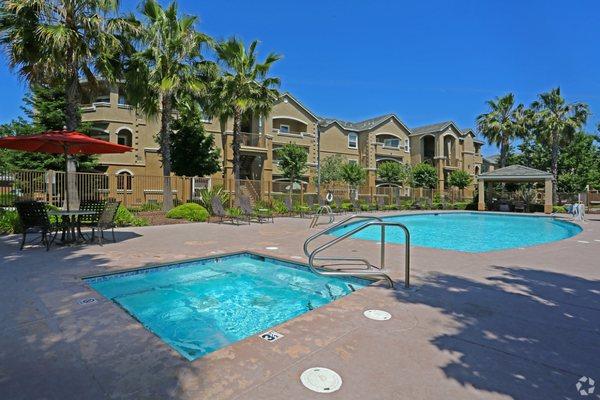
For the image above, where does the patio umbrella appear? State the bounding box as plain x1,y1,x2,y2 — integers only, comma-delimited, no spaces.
0,130,132,210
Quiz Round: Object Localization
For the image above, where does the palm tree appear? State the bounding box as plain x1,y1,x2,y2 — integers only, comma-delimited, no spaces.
476,93,528,168
210,38,281,195
0,0,134,207
125,0,212,210
531,88,589,203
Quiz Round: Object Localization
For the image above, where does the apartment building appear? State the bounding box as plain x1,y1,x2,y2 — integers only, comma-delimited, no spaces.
80,84,483,195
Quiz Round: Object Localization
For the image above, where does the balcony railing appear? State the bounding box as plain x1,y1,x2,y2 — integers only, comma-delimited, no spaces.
240,132,266,148
272,128,307,136
444,158,460,167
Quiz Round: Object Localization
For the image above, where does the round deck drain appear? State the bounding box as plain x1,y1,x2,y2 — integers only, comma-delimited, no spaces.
363,309,391,321
300,367,342,393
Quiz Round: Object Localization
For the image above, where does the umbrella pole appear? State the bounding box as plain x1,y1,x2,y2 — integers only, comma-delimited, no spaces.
64,147,70,212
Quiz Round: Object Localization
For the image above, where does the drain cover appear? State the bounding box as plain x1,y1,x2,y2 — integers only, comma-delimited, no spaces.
77,297,97,305
363,309,391,321
300,367,342,393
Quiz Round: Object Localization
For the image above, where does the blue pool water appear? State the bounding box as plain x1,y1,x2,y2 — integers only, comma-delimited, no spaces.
331,212,581,253
86,253,367,360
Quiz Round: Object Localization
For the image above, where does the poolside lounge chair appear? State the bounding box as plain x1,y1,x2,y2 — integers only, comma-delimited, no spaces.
90,200,120,245
211,197,241,225
514,201,525,213
239,196,272,224
283,197,297,216
15,200,59,251
377,196,386,211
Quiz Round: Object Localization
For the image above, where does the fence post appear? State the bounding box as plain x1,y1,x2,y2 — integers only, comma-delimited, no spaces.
46,170,55,205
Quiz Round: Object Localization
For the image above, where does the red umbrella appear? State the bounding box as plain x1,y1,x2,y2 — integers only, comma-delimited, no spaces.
0,130,132,210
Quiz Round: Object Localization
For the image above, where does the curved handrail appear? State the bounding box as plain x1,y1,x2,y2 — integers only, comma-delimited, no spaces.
309,205,335,228
307,221,411,289
303,214,383,258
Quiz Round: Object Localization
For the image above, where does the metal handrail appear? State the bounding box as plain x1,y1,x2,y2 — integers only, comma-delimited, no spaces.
306,220,411,289
303,215,383,270
309,205,335,228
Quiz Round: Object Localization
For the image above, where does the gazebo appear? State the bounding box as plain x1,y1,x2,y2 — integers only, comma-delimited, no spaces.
476,165,554,214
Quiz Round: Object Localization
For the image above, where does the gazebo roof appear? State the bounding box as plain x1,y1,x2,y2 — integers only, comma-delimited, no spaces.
477,165,553,181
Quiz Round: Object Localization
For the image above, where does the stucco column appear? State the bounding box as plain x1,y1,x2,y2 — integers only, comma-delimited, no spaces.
478,179,485,211
544,178,553,214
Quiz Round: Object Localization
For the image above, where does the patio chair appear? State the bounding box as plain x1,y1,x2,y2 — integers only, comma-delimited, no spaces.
283,197,297,217
211,197,240,225
239,196,271,224
90,201,120,245
334,197,345,214
514,201,525,213
15,200,59,251
78,200,106,232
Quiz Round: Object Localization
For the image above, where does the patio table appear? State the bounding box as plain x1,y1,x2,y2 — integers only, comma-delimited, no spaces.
48,210,98,244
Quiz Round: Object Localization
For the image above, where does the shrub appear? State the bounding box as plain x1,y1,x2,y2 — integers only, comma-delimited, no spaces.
227,207,242,218
196,186,230,215
166,203,209,222
553,205,567,213
272,199,287,214
452,202,469,210
0,209,20,234
115,205,148,227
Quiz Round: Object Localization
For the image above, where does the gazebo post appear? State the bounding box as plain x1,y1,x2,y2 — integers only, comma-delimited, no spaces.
544,178,553,214
478,179,485,211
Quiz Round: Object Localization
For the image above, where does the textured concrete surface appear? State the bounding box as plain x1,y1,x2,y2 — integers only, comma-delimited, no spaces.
0,211,598,400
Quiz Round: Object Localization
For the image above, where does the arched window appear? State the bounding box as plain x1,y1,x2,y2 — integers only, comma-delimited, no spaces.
348,132,358,149
117,129,133,147
474,166,480,175
116,171,132,191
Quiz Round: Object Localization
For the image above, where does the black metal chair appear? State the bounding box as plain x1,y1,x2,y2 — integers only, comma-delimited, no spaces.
78,200,105,226
15,201,58,251
91,201,120,245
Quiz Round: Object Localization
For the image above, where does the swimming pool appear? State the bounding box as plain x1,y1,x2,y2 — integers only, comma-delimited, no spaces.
86,253,367,361
330,212,582,252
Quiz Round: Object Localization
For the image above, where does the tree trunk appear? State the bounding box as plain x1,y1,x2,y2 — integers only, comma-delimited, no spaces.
160,94,174,211
232,107,242,199
64,67,80,210
550,132,559,205
499,135,508,168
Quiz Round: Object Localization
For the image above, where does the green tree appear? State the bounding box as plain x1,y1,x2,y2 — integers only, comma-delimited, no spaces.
448,170,472,198
0,85,98,171
210,38,281,195
531,88,589,203
476,93,529,168
377,161,411,186
411,163,437,189
125,0,212,210
340,162,366,199
170,105,221,178
276,143,308,200
319,154,344,185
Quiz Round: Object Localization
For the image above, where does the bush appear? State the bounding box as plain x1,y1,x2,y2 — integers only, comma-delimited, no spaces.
115,205,148,227
553,205,567,213
196,186,230,215
272,199,287,214
166,203,209,222
452,202,469,210
0,209,20,234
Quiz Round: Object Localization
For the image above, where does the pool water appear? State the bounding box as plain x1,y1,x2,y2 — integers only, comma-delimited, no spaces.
86,253,367,360
330,212,581,253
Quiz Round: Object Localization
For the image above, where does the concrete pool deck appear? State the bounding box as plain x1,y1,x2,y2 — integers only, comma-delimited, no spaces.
0,211,598,399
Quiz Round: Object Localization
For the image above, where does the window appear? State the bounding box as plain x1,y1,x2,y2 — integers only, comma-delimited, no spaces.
348,159,358,165
279,124,290,133
116,171,132,191
348,132,358,149
117,129,133,147
404,138,410,152
382,138,400,148
199,108,212,123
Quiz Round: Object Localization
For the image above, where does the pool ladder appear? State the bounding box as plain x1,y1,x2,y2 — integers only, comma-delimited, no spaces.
303,215,411,289
309,205,335,228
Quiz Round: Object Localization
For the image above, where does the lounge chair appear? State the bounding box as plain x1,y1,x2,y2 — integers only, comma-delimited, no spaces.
514,201,525,213
377,196,386,211
90,200,120,245
211,197,241,225
283,197,296,216
15,200,59,251
239,196,272,223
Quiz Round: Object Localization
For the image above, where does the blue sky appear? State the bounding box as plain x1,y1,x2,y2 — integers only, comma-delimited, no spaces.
1,0,599,156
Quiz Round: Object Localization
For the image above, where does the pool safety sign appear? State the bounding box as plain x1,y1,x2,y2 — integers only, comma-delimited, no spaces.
259,330,284,342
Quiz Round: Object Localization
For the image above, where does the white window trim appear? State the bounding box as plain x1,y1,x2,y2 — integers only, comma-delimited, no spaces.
348,132,358,149
404,138,410,153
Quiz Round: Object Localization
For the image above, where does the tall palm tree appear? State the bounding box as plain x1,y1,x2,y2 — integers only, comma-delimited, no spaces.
476,93,528,168
125,0,212,210
531,88,589,203
210,38,281,195
0,0,134,207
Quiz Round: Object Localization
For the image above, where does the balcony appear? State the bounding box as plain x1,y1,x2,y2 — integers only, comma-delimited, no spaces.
240,132,267,150
444,158,460,168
